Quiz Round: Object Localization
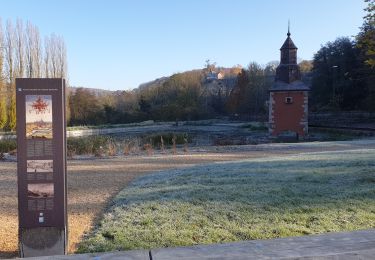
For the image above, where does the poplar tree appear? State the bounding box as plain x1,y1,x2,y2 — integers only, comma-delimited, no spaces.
0,95,7,130
0,19,7,130
8,95,16,130
0,18,68,130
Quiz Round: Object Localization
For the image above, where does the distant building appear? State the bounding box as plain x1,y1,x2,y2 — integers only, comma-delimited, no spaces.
206,71,224,82
269,28,309,139
203,70,237,100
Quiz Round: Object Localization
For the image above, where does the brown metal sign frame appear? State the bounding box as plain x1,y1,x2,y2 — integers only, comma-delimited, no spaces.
16,78,67,230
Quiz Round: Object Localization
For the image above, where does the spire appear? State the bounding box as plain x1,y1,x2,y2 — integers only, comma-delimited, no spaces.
275,21,301,83
280,20,297,50
270,26,310,90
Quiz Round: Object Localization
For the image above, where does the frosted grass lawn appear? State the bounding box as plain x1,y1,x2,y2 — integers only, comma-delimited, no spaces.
78,149,375,253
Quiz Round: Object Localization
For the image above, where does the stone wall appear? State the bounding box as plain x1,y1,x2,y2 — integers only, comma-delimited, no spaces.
309,112,375,128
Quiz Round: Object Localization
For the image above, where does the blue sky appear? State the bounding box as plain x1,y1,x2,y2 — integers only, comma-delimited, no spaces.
0,0,366,90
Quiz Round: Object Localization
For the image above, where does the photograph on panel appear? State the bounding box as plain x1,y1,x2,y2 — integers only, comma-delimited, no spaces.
27,160,53,173
26,95,53,139
27,183,54,198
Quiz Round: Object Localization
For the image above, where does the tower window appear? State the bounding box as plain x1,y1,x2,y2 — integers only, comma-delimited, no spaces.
285,97,293,104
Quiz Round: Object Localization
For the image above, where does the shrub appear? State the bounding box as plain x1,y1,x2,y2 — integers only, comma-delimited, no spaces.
142,133,191,148
67,136,109,156
0,139,17,153
241,122,268,131
67,133,192,157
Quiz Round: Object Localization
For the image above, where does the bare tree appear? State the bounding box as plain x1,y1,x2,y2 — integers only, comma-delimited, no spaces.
25,21,34,78
5,20,15,85
0,18,68,129
25,21,42,78
57,35,67,78
0,19,8,130
0,18,4,82
33,26,42,78
15,19,25,78
4,20,17,130
44,35,51,78
49,34,58,77
44,33,67,78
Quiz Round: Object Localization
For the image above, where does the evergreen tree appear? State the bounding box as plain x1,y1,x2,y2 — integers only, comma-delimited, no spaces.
356,0,375,110
311,37,366,110
138,95,151,115
357,0,375,68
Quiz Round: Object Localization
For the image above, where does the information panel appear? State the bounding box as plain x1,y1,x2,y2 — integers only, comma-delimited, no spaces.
16,78,67,230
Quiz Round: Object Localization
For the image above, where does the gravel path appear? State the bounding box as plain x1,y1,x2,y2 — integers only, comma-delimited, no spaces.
1,139,375,258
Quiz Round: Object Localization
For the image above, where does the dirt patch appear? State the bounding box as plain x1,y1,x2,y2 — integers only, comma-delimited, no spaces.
1,140,375,258
0,151,261,258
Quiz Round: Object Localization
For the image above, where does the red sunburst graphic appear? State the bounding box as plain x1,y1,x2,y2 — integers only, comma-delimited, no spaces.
30,96,50,114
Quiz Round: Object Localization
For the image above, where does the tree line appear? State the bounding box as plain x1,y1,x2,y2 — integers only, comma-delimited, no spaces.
67,62,279,125
67,1,373,126
0,18,67,131
1,1,374,129
311,0,374,111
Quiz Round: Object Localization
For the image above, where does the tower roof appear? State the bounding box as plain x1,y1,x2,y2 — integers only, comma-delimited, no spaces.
281,21,297,50
280,34,297,50
270,25,309,91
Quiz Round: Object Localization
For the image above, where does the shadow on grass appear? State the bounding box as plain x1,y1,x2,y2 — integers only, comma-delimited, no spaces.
0,251,18,259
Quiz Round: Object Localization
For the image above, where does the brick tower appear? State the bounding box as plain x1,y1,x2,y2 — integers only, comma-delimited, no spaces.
269,27,309,139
